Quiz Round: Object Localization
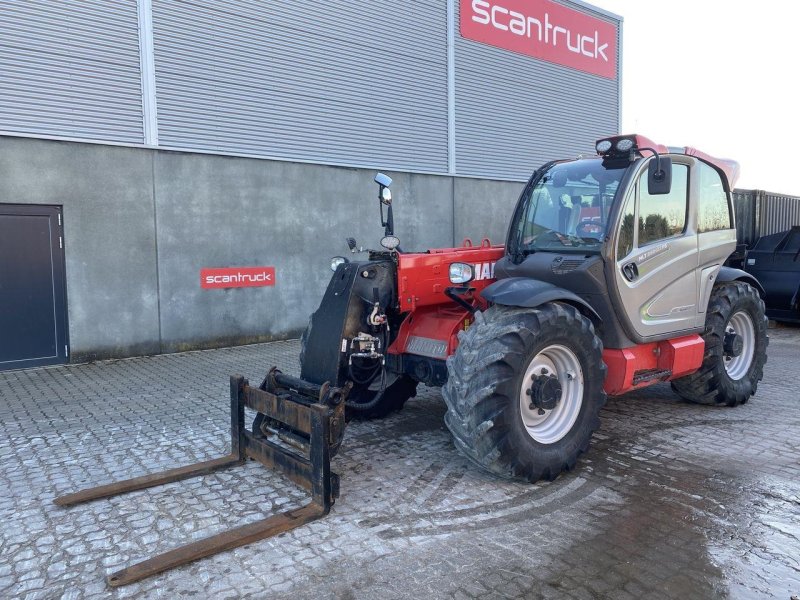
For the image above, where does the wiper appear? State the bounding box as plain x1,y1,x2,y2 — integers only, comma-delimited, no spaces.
529,230,597,251
562,234,592,247
511,244,531,263
531,230,575,247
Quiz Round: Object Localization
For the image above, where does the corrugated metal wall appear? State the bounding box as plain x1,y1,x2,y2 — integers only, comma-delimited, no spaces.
0,0,144,143
150,0,449,173
758,191,800,238
733,189,800,247
454,0,620,180
0,0,620,179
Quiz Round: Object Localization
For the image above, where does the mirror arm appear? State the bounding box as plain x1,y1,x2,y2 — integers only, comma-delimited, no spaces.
385,204,394,237
377,184,394,236
639,147,663,180
379,189,387,230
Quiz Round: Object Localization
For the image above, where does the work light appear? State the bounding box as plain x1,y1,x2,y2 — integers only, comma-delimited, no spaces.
595,140,612,153
330,256,348,271
615,138,634,152
381,235,400,250
449,262,474,284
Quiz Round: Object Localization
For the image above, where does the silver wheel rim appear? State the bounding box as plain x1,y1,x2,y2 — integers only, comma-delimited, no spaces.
725,311,755,380
518,344,584,445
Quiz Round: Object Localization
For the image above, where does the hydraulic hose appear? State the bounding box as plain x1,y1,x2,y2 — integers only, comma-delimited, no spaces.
344,369,388,411
346,324,390,410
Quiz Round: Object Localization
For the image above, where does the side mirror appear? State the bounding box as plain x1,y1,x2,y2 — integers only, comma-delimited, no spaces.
374,172,392,187
374,172,395,237
346,237,357,252
648,156,672,195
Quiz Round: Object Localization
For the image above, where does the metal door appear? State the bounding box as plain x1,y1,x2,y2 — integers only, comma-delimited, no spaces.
0,204,68,370
612,159,700,340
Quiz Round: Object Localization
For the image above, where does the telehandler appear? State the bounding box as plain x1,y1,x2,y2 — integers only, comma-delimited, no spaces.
56,134,767,585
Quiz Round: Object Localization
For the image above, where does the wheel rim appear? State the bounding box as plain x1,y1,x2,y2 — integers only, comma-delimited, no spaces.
518,344,584,444
725,310,755,380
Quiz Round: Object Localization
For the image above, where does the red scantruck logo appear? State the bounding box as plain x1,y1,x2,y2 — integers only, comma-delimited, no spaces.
460,0,617,79
201,267,275,289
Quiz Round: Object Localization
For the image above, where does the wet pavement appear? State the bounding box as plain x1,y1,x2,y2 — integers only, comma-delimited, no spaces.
0,327,798,599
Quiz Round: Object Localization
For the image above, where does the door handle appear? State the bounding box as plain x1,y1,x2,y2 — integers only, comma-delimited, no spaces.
622,262,639,282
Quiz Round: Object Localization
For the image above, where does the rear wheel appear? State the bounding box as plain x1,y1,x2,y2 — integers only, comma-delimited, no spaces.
671,282,768,406
443,303,606,482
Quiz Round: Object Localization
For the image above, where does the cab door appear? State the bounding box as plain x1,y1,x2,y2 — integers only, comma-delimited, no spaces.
694,161,737,326
612,158,700,340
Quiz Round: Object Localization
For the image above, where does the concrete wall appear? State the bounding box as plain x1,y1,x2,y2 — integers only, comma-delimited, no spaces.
454,177,522,245
0,137,525,361
1,139,161,360
152,152,456,353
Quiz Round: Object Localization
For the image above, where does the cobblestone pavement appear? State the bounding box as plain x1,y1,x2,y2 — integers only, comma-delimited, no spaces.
1,328,799,600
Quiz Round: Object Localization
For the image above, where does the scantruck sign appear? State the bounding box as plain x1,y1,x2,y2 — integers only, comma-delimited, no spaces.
201,267,275,289
460,0,617,79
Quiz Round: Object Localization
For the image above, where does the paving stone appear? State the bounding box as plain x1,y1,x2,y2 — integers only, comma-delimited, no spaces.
0,332,799,598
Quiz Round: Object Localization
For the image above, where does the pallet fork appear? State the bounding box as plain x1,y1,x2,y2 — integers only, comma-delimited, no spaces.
54,369,349,587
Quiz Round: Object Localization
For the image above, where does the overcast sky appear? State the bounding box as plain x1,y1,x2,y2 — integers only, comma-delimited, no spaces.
586,1,797,195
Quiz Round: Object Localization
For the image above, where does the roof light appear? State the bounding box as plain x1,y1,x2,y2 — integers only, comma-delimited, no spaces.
615,138,634,152
596,140,612,154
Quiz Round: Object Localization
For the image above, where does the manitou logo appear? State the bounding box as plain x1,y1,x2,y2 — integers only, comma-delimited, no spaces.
460,0,617,79
200,267,276,289
473,261,496,281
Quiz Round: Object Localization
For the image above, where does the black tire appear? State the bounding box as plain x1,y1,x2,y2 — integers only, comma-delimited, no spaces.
443,302,606,482
346,375,418,420
671,282,768,406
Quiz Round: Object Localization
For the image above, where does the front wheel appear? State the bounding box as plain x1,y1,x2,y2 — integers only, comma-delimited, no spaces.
443,303,606,482
671,282,768,406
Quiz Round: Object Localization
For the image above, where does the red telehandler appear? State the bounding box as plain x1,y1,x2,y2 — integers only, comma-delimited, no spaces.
56,134,768,585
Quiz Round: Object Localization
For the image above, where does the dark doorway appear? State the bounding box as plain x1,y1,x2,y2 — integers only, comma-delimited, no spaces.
0,204,68,370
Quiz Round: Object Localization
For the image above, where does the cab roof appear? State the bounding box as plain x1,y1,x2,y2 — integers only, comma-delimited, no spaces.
595,134,740,189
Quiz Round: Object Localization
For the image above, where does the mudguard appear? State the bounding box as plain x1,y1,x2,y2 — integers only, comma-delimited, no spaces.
717,266,765,297
481,277,601,323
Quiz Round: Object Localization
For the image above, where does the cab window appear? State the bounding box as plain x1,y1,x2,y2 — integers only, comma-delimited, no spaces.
637,164,689,246
697,162,731,232
616,190,635,259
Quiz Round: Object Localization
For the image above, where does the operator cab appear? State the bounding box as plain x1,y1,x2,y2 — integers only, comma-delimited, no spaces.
507,135,680,259
499,134,739,346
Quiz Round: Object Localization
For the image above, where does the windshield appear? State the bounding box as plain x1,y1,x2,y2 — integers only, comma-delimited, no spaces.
511,158,626,254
